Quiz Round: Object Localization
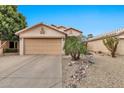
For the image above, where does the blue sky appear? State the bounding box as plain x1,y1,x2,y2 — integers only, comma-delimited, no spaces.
18,5,124,36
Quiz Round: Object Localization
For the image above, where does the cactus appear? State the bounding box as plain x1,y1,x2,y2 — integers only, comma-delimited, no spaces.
103,36,119,57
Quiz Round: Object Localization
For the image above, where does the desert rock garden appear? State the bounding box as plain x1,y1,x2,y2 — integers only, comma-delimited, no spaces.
62,36,124,88
62,54,95,88
62,53,124,88
63,36,95,88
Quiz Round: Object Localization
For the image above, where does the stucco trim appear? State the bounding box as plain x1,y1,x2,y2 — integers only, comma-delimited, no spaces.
20,36,65,39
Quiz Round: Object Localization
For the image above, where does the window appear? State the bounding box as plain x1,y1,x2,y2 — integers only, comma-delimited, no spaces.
9,42,17,48
9,42,14,48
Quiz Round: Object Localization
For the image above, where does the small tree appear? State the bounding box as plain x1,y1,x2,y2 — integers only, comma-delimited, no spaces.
0,5,27,41
64,36,87,60
87,34,93,39
103,36,119,57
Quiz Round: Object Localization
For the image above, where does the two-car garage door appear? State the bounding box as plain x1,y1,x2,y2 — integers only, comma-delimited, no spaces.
24,38,62,55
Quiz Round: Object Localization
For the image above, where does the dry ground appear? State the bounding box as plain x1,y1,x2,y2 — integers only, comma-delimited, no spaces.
62,54,124,88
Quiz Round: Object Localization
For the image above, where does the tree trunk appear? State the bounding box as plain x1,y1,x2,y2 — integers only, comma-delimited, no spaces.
73,53,77,60
71,53,80,61
76,52,80,60
111,52,115,57
70,52,75,60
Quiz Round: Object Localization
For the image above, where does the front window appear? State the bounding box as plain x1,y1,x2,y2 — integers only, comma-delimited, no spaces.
9,42,17,48
9,42,14,48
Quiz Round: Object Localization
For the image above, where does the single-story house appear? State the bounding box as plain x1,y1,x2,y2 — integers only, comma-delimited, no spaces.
87,28,124,55
9,23,82,55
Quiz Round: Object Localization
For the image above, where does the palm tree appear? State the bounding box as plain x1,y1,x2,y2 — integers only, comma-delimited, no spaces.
64,36,87,60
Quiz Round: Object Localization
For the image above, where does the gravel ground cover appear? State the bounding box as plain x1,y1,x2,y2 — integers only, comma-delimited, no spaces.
62,54,124,88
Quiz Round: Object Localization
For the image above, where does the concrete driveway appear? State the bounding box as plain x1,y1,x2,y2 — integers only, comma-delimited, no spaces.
0,55,62,88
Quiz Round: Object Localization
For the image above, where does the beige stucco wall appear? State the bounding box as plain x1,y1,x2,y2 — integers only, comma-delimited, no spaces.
2,41,8,49
87,39,109,54
65,29,81,36
20,25,65,38
18,25,66,55
61,38,65,54
19,38,24,55
118,32,124,38
116,39,124,55
0,41,3,55
87,35,124,55
116,33,124,55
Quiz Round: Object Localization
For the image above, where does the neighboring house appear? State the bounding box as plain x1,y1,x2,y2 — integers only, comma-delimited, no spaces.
14,23,82,55
87,28,124,55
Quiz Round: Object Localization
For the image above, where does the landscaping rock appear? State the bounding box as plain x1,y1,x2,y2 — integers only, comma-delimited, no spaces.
66,83,77,88
82,58,89,64
68,64,88,84
83,55,95,64
71,61,76,64
62,55,93,88
68,62,72,66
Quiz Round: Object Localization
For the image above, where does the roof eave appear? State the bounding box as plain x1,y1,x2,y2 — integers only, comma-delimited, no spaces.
64,28,82,33
15,23,67,36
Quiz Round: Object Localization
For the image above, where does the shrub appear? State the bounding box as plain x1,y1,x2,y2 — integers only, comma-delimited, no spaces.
4,48,18,53
64,36,87,60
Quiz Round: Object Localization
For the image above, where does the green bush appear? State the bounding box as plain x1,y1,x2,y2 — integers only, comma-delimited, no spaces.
64,36,87,60
4,48,18,53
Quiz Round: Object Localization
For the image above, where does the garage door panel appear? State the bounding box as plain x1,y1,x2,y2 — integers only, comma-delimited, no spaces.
24,38,61,55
